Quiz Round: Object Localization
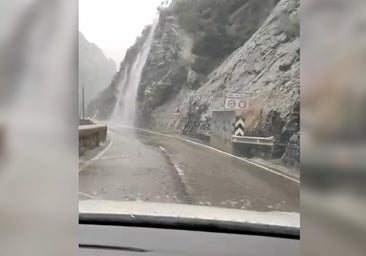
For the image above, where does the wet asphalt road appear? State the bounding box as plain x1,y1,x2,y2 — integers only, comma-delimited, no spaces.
79,127,299,212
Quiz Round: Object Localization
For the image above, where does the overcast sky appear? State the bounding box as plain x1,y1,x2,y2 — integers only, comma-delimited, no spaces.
79,0,165,64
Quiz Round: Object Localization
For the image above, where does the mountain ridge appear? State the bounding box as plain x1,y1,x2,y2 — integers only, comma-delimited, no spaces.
79,32,116,116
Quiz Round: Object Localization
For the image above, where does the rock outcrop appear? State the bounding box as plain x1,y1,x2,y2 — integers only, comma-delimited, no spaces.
151,0,300,167
183,0,300,167
142,0,280,129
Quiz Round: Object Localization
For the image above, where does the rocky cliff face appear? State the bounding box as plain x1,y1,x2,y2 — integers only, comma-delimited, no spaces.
90,0,278,121
139,0,280,128
79,32,116,116
152,0,299,167
90,0,300,167
136,16,189,127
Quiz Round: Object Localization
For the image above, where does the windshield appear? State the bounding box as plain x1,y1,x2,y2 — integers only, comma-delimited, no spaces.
78,0,300,217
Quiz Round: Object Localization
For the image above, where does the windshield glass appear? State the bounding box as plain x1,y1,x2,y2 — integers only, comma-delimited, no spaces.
78,0,300,216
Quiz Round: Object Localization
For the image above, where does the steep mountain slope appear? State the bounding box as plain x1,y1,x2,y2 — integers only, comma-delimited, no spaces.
86,25,155,119
89,0,300,167
79,32,116,115
151,0,299,166
90,0,278,121
178,0,300,166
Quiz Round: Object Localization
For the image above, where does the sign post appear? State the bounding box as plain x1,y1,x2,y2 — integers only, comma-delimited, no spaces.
82,85,85,119
234,117,245,136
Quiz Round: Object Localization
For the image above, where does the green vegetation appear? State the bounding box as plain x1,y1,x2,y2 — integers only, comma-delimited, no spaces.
157,0,279,62
159,0,252,59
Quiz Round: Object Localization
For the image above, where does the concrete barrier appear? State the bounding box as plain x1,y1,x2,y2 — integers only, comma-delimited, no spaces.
210,110,236,153
79,124,107,156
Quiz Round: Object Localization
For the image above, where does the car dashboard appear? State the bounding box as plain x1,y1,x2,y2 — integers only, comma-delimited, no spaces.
79,213,299,256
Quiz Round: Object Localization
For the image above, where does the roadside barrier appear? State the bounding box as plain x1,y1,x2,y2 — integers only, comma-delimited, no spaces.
79,124,107,155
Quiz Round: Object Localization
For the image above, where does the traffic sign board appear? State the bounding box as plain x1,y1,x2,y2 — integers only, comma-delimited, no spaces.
234,117,245,136
224,93,249,110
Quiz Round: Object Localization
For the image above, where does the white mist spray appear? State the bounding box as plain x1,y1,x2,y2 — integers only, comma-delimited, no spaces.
113,20,158,126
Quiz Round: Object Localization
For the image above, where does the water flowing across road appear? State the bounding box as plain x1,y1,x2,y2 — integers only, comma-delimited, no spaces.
113,20,158,125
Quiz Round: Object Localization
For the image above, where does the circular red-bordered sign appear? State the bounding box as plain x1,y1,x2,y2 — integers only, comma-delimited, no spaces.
238,100,247,109
228,99,236,108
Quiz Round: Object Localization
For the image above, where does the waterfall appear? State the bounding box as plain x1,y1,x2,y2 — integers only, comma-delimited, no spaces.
113,20,158,125
111,66,129,118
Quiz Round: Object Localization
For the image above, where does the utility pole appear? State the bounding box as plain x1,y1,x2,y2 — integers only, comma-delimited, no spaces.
82,85,85,120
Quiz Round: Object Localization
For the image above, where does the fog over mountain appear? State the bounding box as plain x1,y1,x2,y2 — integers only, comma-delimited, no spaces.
79,32,116,116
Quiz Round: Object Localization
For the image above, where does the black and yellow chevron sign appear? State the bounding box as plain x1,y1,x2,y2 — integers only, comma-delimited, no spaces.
234,117,245,136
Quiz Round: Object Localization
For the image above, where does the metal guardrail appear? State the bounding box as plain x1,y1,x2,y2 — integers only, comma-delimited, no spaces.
232,135,275,146
197,127,211,137
196,123,275,148
197,127,274,147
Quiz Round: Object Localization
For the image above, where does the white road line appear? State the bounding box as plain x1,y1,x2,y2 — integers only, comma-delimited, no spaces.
173,163,184,176
117,126,299,184
177,136,300,184
79,137,113,172
159,145,167,152
79,191,99,200
159,146,184,176
95,156,127,161
89,137,113,162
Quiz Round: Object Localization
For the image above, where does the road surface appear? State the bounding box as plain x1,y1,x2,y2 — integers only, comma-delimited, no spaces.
79,126,299,212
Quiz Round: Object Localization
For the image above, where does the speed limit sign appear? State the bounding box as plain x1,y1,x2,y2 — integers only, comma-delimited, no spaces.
238,100,247,109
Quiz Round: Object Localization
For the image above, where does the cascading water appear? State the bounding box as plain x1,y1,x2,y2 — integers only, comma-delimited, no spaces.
113,20,158,126
111,66,129,118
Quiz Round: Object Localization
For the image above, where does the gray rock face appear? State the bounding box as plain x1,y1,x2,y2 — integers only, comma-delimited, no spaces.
79,33,116,116
89,0,300,167
136,16,189,126
90,0,277,122
138,0,279,129
173,0,300,166
282,131,300,168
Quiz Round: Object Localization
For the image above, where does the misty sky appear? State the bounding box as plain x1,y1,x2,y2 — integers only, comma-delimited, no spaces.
79,0,165,64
